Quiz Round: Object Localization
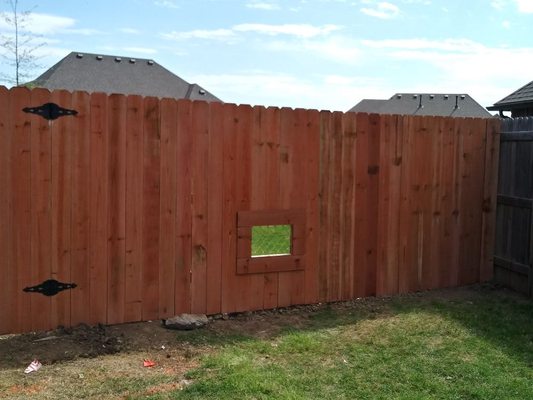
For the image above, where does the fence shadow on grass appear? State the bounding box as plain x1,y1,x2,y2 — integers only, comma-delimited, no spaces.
176,285,533,369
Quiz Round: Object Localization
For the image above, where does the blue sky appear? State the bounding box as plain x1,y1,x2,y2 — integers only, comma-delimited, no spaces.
1,0,532,111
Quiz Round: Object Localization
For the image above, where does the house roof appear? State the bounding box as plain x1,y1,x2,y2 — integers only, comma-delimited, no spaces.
487,81,533,110
349,93,493,118
31,51,221,102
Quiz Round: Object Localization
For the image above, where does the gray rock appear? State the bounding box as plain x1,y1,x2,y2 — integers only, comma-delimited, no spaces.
164,314,208,330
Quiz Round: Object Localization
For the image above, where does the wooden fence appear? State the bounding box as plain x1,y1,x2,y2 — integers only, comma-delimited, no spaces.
0,87,500,334
495,117,533,297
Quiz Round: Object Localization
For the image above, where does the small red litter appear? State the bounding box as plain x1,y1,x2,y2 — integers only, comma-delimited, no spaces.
143,359,156,368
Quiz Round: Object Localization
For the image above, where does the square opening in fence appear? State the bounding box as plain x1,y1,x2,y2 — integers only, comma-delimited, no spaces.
251,225,292,257
237,209,306,275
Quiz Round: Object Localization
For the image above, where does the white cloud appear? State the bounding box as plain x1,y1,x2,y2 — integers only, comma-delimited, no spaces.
233,23,341,38
188,71,388,110
154,0,179,8
161,23,341,42
63,28,104,36
361,2,400,19
514,0,533,12
246,1,280,10
123,47,158,55
361,38,485,52
491,0,507,10
359,37,533,107
120,28,141,35
268,36,360,63
0,12,75,35
491,0,533,12
161,28,236,41
502,20,511,28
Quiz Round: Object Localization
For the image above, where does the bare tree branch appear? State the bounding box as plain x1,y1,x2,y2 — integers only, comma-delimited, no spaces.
1,0,45,86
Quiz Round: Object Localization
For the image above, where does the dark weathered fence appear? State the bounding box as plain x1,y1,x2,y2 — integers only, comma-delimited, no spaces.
0,87,500,334
495,117,533,297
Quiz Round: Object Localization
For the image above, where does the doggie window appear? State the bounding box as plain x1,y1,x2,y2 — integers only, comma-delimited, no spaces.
237,209,306,274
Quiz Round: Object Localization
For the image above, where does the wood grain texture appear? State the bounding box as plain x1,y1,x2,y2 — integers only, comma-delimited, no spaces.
158,98,178,318
0,86,13,334
106,94,127,325
0,88,501,333
124,95,144,322
30,88,53,332
88,92,109,325
50,89,73,328
70,90,91,326
141,97,161,321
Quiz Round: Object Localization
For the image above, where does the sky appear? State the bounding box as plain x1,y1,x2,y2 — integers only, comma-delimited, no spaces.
0,0,532,111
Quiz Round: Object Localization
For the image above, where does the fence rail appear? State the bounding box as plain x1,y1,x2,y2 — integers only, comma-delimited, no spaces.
0,87,500,334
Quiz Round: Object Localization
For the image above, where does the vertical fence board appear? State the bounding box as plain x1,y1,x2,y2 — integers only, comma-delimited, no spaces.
206,102,224,314
278,108,305,307
88,92,109,324
340,112,356,300
50,90,73,328
261,107,281,309
398,117,413,293
175,100,192,314
106,94,127,325
30,88,53,332
449,118,464,287
377,114,401,295
245,107,265,310
438,116,456,288
353,113,370,297
304,109,321,305
70,91,91,326
318,111,331,302
366,114,380,296
191,101,209,314
124,95,144,322
10,89,32,333
480,119,500,282
141,97,161,321
221,104,238,312
0,87,13,334
420,117,439,290
326,111,343,302
158,98,178,318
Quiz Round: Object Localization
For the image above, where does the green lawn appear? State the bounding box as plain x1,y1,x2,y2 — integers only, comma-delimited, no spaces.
146,287,533,400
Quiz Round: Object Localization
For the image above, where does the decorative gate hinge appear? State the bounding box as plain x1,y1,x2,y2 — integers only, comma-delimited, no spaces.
23,102,78,121
23,279,77,296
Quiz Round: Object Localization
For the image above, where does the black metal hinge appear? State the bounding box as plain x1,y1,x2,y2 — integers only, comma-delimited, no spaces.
23,279,77,297
23,102,78,121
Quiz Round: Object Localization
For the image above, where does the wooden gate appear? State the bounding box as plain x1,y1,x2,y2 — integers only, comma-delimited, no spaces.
495,117,533,297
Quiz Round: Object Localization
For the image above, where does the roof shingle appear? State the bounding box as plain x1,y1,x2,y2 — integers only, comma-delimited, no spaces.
31,51,221,102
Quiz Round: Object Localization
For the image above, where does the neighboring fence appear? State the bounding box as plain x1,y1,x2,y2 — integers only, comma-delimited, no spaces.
0,87,500,334
495,117,533,297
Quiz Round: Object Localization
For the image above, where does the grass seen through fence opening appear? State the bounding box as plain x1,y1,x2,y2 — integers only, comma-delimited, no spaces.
251,225,291,257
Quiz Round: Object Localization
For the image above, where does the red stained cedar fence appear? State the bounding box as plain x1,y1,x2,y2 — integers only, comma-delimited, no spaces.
0,87,500,334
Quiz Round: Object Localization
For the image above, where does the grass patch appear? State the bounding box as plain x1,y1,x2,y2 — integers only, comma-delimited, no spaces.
167,289,533,399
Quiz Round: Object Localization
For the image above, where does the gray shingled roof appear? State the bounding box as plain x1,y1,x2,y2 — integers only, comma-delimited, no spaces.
31,51,221,102
350,93,492,118
488,80,533,109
